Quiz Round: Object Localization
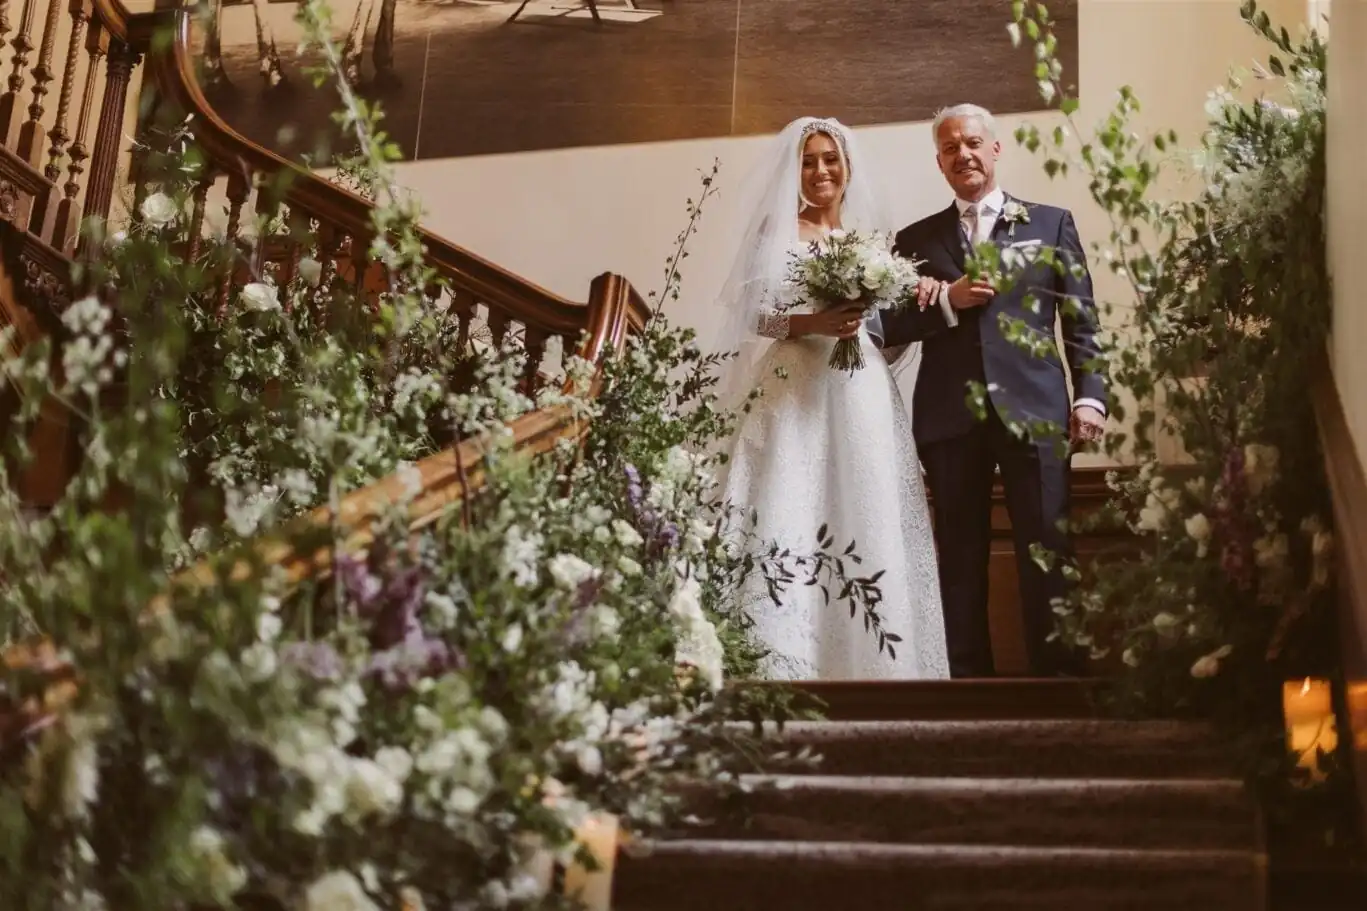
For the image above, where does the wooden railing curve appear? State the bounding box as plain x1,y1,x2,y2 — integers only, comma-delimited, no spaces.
128,7,620,338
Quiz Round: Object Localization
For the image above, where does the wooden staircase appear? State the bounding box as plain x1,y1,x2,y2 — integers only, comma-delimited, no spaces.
0,4,1361,910
616,680,1268,910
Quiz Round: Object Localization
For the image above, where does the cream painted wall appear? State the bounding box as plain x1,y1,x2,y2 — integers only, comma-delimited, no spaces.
1325,0,1367,468
380,0,1306,466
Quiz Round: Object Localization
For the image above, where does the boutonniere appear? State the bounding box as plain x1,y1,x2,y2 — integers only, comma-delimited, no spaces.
1001,200,1030,237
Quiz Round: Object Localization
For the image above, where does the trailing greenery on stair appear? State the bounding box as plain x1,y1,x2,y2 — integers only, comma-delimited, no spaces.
0,3,898,908
1001,0,1355,851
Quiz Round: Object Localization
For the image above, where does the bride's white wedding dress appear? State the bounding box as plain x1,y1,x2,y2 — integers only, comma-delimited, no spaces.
721,291,950,681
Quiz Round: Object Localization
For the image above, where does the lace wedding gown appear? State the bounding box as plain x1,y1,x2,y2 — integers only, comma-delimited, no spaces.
721,297,950,681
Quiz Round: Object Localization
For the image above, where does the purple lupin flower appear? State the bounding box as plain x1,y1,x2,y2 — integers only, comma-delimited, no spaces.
364,638,462,691
339,543,466,691
622,463,682,559
280,640,345,681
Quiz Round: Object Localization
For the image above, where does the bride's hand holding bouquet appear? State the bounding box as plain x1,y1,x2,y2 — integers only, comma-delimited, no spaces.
781,230,927,372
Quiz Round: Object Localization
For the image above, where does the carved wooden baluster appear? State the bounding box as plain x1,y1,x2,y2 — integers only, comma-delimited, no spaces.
51,18,103,253
451,290,474,351
40,0,89,238
521,325,548,395
0,1,12,65
349,233,373,307
251,187,278,276
214,169,249,317
278,209,311,303
14,0,63,165
488,308,509,350
183,170,212,262
317,222,344,290
0,0,38,142
78,36,139,249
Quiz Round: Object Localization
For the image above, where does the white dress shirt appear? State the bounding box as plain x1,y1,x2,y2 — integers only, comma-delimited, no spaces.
933,187,1105,418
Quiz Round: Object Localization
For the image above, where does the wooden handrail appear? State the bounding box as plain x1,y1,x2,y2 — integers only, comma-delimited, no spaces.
125,8,644,338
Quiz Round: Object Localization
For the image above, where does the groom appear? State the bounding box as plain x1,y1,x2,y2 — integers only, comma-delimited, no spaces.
881,103,1108,679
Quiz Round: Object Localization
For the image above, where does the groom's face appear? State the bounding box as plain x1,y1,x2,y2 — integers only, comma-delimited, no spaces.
935,116,1000,201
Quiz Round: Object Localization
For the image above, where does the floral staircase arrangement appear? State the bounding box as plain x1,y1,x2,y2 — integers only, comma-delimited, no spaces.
0,4,904,908
0,2,1360,910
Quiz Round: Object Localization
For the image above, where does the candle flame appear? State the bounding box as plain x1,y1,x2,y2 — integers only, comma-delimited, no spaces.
1301,677,1312,696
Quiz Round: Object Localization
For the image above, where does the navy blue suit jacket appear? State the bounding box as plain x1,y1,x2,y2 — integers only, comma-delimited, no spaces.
880,197,1107,446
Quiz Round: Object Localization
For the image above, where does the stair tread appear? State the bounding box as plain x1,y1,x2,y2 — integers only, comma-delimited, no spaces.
626,838,1264,864
765,718,1216,733
729,773,1245,792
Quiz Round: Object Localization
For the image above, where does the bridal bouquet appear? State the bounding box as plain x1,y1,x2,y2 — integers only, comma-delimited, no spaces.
785,230,923,372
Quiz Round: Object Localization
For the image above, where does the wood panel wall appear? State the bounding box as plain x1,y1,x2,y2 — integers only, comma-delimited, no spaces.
1312,359,1367,840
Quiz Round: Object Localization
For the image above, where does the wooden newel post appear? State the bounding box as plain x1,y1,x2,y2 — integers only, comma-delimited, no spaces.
76,36,137,258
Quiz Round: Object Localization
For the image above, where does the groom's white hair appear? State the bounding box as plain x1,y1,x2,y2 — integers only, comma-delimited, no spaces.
931,103,997,145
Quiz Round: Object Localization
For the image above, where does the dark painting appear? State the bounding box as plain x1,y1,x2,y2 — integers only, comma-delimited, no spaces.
202,0,1078,162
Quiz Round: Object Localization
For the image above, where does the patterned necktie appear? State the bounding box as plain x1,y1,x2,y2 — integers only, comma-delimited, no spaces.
961,203,980,247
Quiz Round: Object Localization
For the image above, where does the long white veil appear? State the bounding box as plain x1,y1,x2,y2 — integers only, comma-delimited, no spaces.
706,117,919,411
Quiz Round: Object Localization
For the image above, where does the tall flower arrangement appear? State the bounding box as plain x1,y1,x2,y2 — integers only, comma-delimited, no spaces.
985,0,1352,846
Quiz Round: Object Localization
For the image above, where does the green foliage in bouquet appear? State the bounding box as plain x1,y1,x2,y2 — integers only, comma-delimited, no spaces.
782,230,922,373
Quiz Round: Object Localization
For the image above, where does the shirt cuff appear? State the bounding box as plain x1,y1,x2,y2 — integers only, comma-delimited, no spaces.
938,283,958,328
1073,397,1106,417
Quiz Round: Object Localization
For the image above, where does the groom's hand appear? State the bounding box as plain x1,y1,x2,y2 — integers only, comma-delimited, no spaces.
947,274,995,310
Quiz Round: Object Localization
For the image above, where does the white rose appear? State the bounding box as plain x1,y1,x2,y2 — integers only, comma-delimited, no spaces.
576,744,604,776
297,256,323,287
239,282,280,313
139,191,178,226
1151,612,1183,637
240,642,278,683
612,519,644,548
590,605,621,638
548,554,595,590
256,610,282,643
1184,513,1212,558
501,624,524,653
302,871,381,911
345,757,405,819
1190,645,1233,679
667,577,704,622
374,746,414,783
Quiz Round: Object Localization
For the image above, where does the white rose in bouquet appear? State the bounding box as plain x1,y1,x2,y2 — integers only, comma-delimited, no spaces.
781,230,923,372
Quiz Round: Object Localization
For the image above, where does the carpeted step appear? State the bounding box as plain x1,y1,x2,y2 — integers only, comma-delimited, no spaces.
755,678,1107,721
676,774,1258,850
613,839,1266,911
754,719,1237,778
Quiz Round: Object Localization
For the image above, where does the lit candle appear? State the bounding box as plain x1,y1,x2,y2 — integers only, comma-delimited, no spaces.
1282,677,1339,780
562,812,620,911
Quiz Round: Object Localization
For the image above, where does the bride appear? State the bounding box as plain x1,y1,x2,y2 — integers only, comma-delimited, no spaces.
712,116,949,681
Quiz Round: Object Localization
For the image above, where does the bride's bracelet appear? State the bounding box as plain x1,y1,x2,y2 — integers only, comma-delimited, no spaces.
757,312,791,340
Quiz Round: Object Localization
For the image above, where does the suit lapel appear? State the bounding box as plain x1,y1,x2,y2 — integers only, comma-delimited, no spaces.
934,203,967,272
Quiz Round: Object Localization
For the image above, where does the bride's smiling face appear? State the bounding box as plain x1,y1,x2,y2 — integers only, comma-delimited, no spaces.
800,131,847,209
